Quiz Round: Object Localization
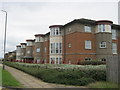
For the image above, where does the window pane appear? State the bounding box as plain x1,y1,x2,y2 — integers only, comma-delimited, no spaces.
112,29,116,40
36,48,40,52
85,25,91,32
112,43,117,54
85,40,91,49
100,41,106,48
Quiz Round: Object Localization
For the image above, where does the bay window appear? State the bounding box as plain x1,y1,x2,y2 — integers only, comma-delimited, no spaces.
97,24,111,33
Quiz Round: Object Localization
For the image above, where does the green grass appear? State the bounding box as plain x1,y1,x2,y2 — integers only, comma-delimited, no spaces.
0,66,22,87
87,81,119,88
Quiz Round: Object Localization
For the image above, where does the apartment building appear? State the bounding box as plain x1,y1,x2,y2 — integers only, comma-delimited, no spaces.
34,33,49,64
15,18,120,64
5,50,16,61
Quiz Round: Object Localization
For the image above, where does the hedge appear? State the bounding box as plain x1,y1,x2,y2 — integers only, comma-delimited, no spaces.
5,62,106,86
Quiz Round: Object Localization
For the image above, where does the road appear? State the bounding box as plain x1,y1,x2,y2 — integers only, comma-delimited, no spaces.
2,64,89,89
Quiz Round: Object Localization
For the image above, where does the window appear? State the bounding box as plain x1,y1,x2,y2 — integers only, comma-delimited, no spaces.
50,43,62,54
44,59,46,64
21,53,24,55
59,58,62,64
44,47,46,52
45,38,47,41
85,40,91,49
100,41,106,48
85,58,92,61
17,53,21,56
98,24,111,33
36,48,40,52
112,29,116,40
35,37,40,42
51,43,55,53
21,45,26,48
56,28,59,35
27,42,33,46
59,43,62,53
50,27,61,36
68,28,71,32
84,25,91,32
37,58,40,63
56,43,59,53
101,58,106,62
98,24,105,32
27,51,30,54
68,43,71,48
50,57,55,64
112,43,117,54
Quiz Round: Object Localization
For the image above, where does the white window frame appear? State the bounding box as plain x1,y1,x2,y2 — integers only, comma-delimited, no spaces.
100,41,106,48
84,25,91,32
112,43,117,54
85,40,92,49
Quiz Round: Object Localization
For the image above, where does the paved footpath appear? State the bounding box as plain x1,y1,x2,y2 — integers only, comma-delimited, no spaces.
4,65,89,89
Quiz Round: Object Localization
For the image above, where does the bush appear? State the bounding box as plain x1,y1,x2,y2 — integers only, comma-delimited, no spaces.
5,62,106,86
78,60,106,65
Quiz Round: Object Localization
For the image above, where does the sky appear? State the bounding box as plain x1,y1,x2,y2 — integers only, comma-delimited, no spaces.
0,0,119,58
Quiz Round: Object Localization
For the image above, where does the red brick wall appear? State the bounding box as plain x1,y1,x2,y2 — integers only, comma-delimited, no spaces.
43,40,50,63
62,32,96,64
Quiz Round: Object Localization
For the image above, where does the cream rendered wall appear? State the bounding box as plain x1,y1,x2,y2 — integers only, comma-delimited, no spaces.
50,35,62,64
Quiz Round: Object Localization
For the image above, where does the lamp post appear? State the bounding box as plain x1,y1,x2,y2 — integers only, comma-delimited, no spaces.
1,10,7,70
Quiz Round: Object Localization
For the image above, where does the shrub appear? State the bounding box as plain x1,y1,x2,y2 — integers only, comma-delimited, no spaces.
5,62,106,86
78,60,106,65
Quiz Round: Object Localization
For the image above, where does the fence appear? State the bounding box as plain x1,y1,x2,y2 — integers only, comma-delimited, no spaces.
106,55,120,84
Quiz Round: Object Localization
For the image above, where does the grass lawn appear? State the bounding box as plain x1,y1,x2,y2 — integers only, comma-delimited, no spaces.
0,66,22,87
87,81,119,88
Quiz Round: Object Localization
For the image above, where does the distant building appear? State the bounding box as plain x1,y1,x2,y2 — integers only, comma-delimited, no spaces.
15,18,120,64
5,50,16,61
